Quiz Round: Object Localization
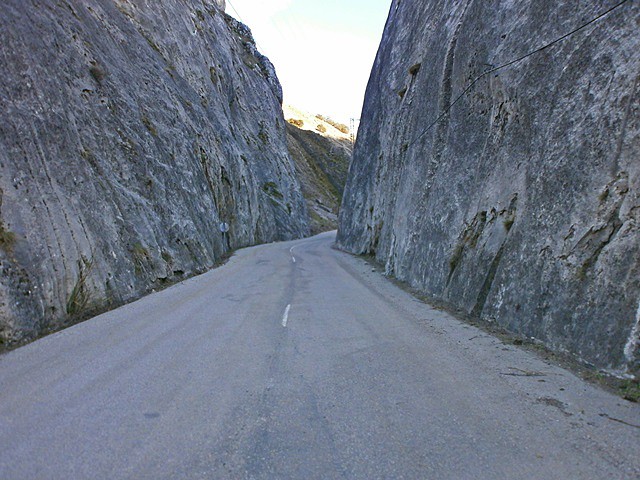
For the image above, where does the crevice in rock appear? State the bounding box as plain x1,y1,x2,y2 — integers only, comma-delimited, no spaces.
576,211,624,280
565,172,628,279
471,241,506,318
447,210,487,286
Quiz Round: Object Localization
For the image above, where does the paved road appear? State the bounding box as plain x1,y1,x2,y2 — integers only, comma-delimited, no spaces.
1,231,639,479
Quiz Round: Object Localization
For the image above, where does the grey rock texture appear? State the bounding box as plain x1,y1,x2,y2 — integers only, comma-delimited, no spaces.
285,114,351,234
338,0,640,374
0,0,308,344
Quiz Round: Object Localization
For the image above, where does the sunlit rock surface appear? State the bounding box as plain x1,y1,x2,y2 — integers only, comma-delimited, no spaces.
338,0,640,374
0,0,308,344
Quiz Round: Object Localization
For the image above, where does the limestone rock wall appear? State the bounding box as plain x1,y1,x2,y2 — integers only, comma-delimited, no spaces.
338,0,640,374
0,0,308,344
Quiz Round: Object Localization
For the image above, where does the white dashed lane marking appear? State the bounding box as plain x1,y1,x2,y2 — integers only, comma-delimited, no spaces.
281,304,291,327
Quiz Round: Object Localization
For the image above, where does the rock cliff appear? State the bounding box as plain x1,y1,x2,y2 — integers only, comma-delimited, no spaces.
338,0,639,374
0,0,308,345
284,106,352,234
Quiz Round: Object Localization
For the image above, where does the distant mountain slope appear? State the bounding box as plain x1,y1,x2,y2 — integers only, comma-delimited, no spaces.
284,106,352,234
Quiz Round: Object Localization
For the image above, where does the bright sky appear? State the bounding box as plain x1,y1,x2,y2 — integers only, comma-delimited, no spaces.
226,0,391,124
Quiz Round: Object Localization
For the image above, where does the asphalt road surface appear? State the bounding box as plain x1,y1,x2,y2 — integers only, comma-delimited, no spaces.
1,231,639,479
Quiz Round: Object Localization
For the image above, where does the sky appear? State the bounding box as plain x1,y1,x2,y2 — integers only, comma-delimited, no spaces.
225,0,392,124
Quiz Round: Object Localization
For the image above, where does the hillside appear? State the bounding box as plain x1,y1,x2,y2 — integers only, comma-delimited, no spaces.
284,105,352,234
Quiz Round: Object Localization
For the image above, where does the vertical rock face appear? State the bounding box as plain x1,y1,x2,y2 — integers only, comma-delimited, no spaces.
0,0,308,344
338,0,640,374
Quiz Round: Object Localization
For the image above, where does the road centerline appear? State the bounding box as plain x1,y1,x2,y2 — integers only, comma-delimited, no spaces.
281,304,291,327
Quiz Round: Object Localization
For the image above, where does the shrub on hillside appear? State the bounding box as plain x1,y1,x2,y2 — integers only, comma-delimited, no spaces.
315,114,349,134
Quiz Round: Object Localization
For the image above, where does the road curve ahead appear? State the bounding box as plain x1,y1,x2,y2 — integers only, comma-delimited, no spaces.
1,231,638,479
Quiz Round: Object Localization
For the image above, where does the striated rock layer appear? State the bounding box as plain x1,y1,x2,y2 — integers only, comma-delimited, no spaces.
338,0,639,374
0,0,308,344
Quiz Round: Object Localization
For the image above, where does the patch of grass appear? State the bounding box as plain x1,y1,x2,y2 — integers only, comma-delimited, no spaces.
143,34,162,55
66,255,94,316
598,187,609,203
89,65,106,83
575,265,587,281
619,379,640,402
133,243,149,257
258,123,269,144
132,242,150,275
141,116,158,136
198,146,208,164
262,181,283,200
0,222,16,252
316,124,327,134
503,217,515,231
309,209,335,234
161,250,173,264
465,211,487,248
209,66,218,85
80,148,93,161
448,211,488,278
287,118,304,128
115,3,134,20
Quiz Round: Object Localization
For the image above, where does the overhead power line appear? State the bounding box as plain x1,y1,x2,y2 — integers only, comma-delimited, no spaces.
405,0,630,151
225,0,245,23
225,0,267,54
